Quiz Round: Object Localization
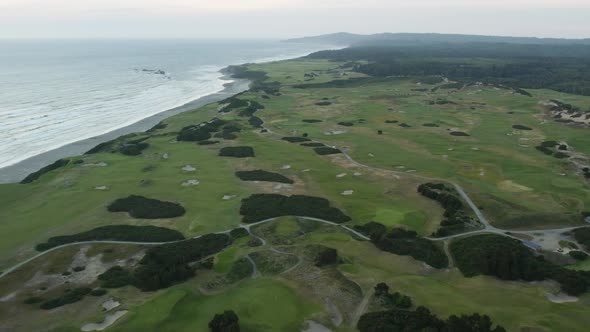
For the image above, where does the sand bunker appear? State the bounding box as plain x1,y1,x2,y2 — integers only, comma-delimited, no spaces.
181,179,200,186
162,153,169,159
182,165,196,172
341,190,354,196
353,172,362,176
222,195,236,200
94,186,108,190
336,173,347,178
281,165,292,169
546,292,578,303
84,162,108,167
324,130,347,135
102,298,120,311
81,310,128,331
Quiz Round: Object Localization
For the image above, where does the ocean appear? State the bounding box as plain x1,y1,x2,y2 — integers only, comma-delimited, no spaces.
0,39,328,178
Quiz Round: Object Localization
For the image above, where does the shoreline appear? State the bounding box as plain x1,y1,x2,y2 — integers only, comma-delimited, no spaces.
0,75,251,183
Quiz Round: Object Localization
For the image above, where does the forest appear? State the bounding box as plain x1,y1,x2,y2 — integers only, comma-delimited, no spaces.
308,43,590,96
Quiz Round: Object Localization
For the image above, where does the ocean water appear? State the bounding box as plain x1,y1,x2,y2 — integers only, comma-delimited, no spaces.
0,39,328,169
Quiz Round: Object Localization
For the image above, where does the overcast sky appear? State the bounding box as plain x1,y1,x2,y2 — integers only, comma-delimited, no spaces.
1,0,589,39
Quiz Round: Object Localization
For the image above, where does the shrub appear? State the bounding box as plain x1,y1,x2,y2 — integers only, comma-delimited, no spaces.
219,146,255,158
98,266,134,288
450,131,470,136
569,251,588,261
209,310,240,332
235,170,294,184
229,228,249,240
554,152,569,159
315,247,339,267
240,194,351,224
134,234,231,291
314,147,342,155
107,195,186,219
23,297,44,304
316,101,332,106
371,226,448,268
422,123,440,127
226,257,253,283
573,228,590,249
20,159,70,184
301,142,325,147
535,146,554,155
450,234,590,295
248,116,263,128
358,306,506,332
512,124,533,130
120,142,149,156
281,137,311,143
198,140,220,145
90,289,108,296
36,225,185,251
385,120,399,124
177,119,227,142
302,119,323,123
338,121,354,126
73,266,85,272
541,140,559,147
40,288,92,310
399,123,412,128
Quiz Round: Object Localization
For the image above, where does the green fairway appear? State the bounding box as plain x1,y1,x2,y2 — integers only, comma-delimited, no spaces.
111,279,320,332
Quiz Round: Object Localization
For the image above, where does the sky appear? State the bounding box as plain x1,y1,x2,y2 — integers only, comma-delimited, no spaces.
1,0,589,39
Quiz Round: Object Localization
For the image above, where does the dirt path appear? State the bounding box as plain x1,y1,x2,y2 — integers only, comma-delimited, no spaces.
351,288,372,327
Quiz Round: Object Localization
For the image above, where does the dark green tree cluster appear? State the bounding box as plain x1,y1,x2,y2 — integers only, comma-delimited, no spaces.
229,228,249,241
369,226,448,269
281,137,311,143
451,234,590,295
35,225,185,251
134,233,231,291
177,118,227,142
418,183,475,236
120,142,149,156
374,283,412,309
239,194,351,224
219,146,255,158
39,288,92,310
219,97,249,113
301,142,325,147
235,170,294,184
573,227,590,249
98,266,134,288
107,195,186,219
20,159,70,184
314,247,339,267
358,305,506,332
313,147,342,155
512,124,533,130
248,116,264,128
309,43,590,96
209,310,240,332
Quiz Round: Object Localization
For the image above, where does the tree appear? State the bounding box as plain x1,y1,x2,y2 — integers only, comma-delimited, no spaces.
374,283,389,296
209,310,240,332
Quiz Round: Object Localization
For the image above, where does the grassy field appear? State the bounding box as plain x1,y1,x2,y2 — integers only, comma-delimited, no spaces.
2,58,590,331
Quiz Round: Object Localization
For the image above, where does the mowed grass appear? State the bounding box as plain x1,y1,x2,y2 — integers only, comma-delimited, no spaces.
111,279,320,332
249,60,590,229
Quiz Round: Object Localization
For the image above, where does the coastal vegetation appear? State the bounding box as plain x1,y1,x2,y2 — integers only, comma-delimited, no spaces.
218,146,255,158
35,225,184,251
239,194,351,223
450,234,590,295
20,159,70,184
107,195,186,219
235,170,294,184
